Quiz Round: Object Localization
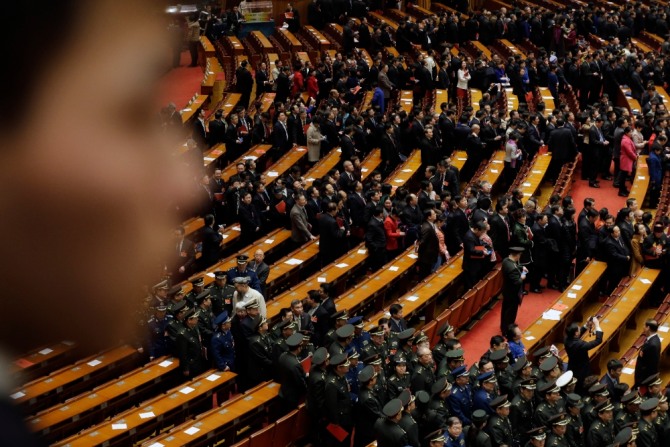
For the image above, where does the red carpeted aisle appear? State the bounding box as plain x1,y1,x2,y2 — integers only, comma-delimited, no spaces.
459,163,629,364
156,51,205,111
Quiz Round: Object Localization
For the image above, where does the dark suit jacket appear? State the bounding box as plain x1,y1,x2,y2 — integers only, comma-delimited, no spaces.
635,334,661,385
365,217,386,251
348,193,366,227
548,127,576,162
418,222,439,270
565,326,603,382
273,121,291,152
462,230,488,275
208,119,227,146
193,119,208,149
319,213,345,264
489,213,510,258
200,225,223,267
501,257,523,303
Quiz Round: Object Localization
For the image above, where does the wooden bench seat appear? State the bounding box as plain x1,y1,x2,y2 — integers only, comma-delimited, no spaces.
262,146,308,187
302,25,332,53
180,95,209,125
305,148,342,188
398,90,414,114
360,148,383,181
13,340,77,383
266,238,321,296
387,150,422,192
618,86,642,114
476,150,506,186
277,28,303,52
222,144,272,182
516,153,551,199
629,155,650,207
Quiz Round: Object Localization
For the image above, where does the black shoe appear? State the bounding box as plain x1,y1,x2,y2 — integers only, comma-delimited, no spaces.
522,290,529,295
603,175,613,180
531,288,542,293
618,191,629,197
548,284,560,290
589,182,600,188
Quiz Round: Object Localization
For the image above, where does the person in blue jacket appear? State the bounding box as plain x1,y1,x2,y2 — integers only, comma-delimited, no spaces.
211,311,235,371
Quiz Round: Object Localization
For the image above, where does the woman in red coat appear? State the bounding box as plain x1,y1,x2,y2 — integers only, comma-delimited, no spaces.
384,207,405,258
291,64,304,98
618,126,638,197
306,71,319,100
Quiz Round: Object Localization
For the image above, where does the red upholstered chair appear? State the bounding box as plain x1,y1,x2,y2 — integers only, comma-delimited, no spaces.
432,309,452,347
273,409,299,447
449,299,465,330
249,423,275,447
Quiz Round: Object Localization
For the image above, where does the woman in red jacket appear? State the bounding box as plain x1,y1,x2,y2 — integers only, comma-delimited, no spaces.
306,70,319,100
618,126,638,197
291,63,304,98
384,207,406,258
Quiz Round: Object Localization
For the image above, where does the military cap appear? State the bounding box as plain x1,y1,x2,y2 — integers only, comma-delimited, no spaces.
214,311,232,326
623,421,639,435
452,365,469,378
425,429,446,443
347,316,365,328
363,353,382,365
235,301,247,311
369,325,384,336
286,333,304,348
564,393,583,408
520,378,537,390
276,319,294,331
641,373,662,387
214,271,226,280
415,390,431,405
527,427,546,440
613,428,635,446
358,365,377,383
472,409,488,423
538,379,560,394
382,399,404,418
594,400,614,413
195,290,211,304
330,353,350,367
556,370,575,388
172,300,188,314
414,332,429,345
477,371,496,383
438,321,455,336
398,328,416,341
331,309,349,320
253,316,267,330
446,349,465,361
509,246,526,253
312,347,329,366
640,397,659,414
491,394,511,409
490,349,509,363
244,298,259,309
532,346,552,359
184,308,200,320
153,280,169,291
588,383,609,396
155,304,168,312
393,354,407,364
234,276,251,285
399,389,415,406
621,392,642,405
660,394,668,404
347,349,360,360
169,285,184,296
431,377,452,396
191,277,205,287
513,356,531,373
336,324,355,339
236,254,249,264
539,355,558,372
548,413,569,426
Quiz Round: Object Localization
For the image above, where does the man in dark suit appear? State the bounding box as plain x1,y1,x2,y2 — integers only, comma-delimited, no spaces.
365,207,387,272
273,111,292,154
389,304,408,333
524,114,544,159
207,109,227,147
634,320,662,388
277,333,307,410
255,61,271,95
235,60,253,109
318,202,346,267
199,214,223,269
587,116,608,187
439,106,456,156
172,226,196,283
418,209,439,279
462,124,485,182
462,221,492,289
489,201,511,259
546,119,576,182
600,359,623,400
290,299,314,336
500,247,527,334
565,317,604,390
602,225,631,295
380,123,401,176
193,108,208,150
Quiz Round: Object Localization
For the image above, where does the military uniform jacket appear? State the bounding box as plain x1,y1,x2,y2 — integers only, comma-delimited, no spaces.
432,340,449,366
147,316,170,358
324,373,353,429
277,351,307,408
373,418,409,447
464,426,493,447
637,418,659,447
448,384,474,425
208,283,235,316
496,367,515,396
410,362,436,394
166,317,184,342
355,388,383,443
247,333,273,384
547,433,569,447
197,308,215,345
614,409,638,432
399,412,421,447
510,394,534,444
328,340,347,357
536,401,561,428
488,415,514,447
565,413,585,447
175,326,207,376
428,396,450,426
386,372,411,401
474,388,495,415
586,419,614,447
210,329,235,371
306,366,327,418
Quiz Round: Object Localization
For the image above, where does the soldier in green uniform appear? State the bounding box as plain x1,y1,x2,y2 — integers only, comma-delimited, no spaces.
511,378,537,446
360,325,389,371
166,284,186,315
271,320,297,364
387,353,411,401
329,323,354,357
641,374,663,400
411,345,437,394
355,365,382,447
398,389,421,447
491,349,515,396
324,353,353,447
526,427,547,447
306,347,329,444
546,413,570,447
185,276,205,306
586,400,615,447
396,328,417,374
535,380,564,428
438,348,466,380
487,394,515,447
195,290,214,347
637,397,659,447
465,409,494,447
428,377,453,427
208,270,235,316
426,429,448,447
278,333,307,410
166,300,189,343
374,399,410,447
537,356,562,393
531,347,554,381
247,316,274,386
582,383,610,430
614,391,641,432
175,308,207,378
323,310,349,348
655,394,670,443
613,427,637,447
432,321,456,366
564,393,585,447
511,356,535,394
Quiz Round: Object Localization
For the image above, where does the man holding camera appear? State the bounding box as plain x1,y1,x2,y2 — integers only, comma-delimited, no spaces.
565,317,603,391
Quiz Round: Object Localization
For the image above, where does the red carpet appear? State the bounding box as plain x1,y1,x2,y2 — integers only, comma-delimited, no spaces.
459,163,628,364
156,51,205,111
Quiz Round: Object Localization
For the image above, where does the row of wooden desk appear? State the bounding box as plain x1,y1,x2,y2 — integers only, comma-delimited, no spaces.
516,153,552,199
12,340,77,383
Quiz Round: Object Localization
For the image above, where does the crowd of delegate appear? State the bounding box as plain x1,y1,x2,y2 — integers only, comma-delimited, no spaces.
148,1,670,446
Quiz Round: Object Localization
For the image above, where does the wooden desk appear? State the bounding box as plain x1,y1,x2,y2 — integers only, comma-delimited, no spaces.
388,8,412,24
141,382,279,447
360,148,382,181
360,49,374,68
296,51,311,66
13,341,76,383
505,88,519,112
361,91,374,111
470,89,482,111
656,86,670,105
431,2,468,19
518,153,551,199
641,31,664,48
209,93,242,122
180,95,209,124
388,150,421,192
266,238,321,294
523,260,607,354
278,28,303,51
199,36,216,59
251,31,273,51
203,143,226,170
53,370,236,447
28,356,180,443
267,243,369,321
14,345,141,414
499,39,526,58
451,150,468,171
407,3,434,20
434,89,449,109
262,146,308,187
537,87,555,116
225,36,245,56
631,38,653,54
472,41,492,60
305,147,342,188
304,25,331,52
222,144,272,182
365,255,464,330
368,12,399,32
478,151,506,186
399,90,414,114
629,156,650,206
254,93,275,116
619,87,642,114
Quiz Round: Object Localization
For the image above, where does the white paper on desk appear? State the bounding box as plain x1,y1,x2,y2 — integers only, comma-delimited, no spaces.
317,277,327,283
206,374,220,382
39,348,53,355
523,182,532,187
10,391,25,400
139,412,156,419
264,239,274,244
267,171,279,177
112,423,127,430
158,360,173,367
179,386,195,394
571,285,582,290
221,234,229,239
389,266,399,272
284,258,303,265
567,292,578,299
357,249,367,254
660,325,670,332
532,170,542,174
402,169,412,172
525,336,536,341
184,426,200,435
231,226,241,231
457,157,467,161
361,168,368,172
640,278,652,284
243,155,258,161
181,108,192,112
542,309,562,321
638,176,646,180
204,157,215,162
408,253,418,259
394,179,404,183
490,169,499,174
206,272,215,278
335,263,349,268
406,295,419,302
87,359,102,367
622,367,635,375
147,443,164,447
492,160,503,164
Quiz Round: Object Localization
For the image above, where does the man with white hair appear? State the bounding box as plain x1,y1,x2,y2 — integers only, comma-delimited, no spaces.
232,276,266,318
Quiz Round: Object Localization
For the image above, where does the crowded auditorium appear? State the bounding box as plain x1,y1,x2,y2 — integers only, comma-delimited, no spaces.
5,0,670,446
